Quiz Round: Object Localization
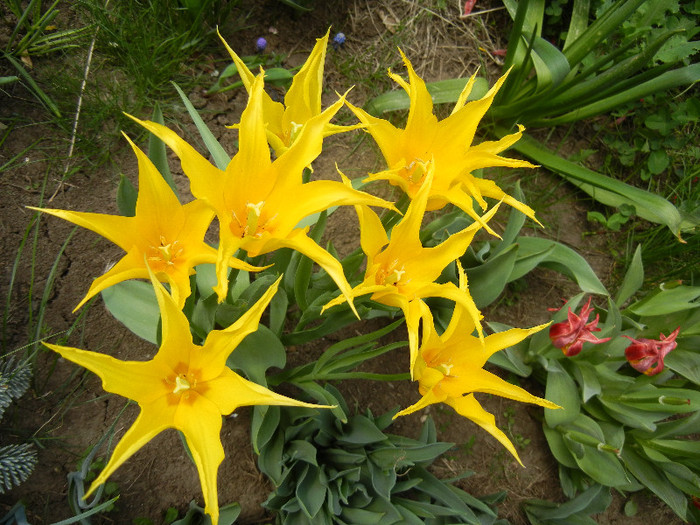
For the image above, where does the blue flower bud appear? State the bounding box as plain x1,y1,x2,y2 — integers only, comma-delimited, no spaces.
332,32,346,49
256,37,267,53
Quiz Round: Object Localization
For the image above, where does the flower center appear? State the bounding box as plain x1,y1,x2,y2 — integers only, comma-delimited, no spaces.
172,375,191,394
147,236,183,272
400,158,429,185
166,363,208,405
376,259,407,287
437,362,454,376
231,201,276,239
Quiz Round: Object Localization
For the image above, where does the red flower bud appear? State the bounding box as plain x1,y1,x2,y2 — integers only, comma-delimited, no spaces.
549,297,611,356
624,327,680,376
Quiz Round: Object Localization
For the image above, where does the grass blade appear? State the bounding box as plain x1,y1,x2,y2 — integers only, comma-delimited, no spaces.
2,52,61,117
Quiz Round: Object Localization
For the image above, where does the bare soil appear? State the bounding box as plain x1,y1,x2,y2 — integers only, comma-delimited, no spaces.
0,1,683,524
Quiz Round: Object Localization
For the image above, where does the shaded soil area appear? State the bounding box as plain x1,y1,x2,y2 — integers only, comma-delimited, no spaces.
0,1,684,524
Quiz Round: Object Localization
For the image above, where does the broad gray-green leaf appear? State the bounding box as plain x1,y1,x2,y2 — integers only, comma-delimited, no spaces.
545,360,581,427
102,280,159,344
365,77,489,116
515,236,608,295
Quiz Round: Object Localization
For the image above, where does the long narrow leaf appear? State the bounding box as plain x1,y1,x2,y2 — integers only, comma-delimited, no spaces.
507,132,684,238
172,82,230,169
531,30,682,117
3,52,61,117
147,102,178,198
563,0,591,52
562,0,647,67
515,236,608,295
528,63,700,127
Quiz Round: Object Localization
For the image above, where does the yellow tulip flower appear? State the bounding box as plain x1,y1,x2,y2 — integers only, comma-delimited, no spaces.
28,136,262,310
394,286,559,464
323,165,496,377
220,29,358,156
130,72,395,312
45,273,329,525
348,50,538,225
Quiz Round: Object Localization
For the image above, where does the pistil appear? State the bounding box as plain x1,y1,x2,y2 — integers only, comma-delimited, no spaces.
245,201,264,236
172,375,191,394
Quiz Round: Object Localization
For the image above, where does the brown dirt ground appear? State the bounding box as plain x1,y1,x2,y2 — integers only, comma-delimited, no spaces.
0,1,685,524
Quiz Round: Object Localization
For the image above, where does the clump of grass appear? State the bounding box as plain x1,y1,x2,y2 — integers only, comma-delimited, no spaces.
80,0,237,99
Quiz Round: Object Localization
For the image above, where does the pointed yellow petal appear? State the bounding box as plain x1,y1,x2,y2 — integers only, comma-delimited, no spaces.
218,29,256,92
147,266,197,366
406,299,431,379
73,251,146,311
451,70,479,114
320,283,388,314
415,282,484,342
447,394,522,465
218,30,285,142
399,50,438,140
447,366,559,410
470,177,540,225
207,368,331,414
85,401,176,497
282,30,329,129
437,185,500,237
421,200,501,278
270,178,396,235
199,277,281,373
124,134,182,231
483,324,550,360
387,165,433,254
272,94,346,194
444,71,509,149
212,233,244,302
233,72,273,190
45,342,168,403
176,397,225,525
275,230,359,319
28,207,134,252
126,115,227,209
356,203,389,261
346,100,403,167
393,384,447,419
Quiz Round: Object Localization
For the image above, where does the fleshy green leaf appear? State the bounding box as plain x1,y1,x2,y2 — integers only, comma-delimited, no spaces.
227,325,286,386
615,244,643,306
545,360,581,427
101,280,159,344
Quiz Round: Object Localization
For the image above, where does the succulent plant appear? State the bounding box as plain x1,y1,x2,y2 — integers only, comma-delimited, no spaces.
256,385,509,525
